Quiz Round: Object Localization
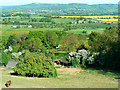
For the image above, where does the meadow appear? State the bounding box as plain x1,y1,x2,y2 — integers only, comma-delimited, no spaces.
1,67,119,88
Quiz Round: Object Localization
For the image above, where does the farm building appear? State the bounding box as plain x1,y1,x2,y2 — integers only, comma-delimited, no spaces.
53,59,61,65
78,21,82,24
12,26,17,29
28,25,32,28
0,63,3,66
53,59,71,67
6,61,17,68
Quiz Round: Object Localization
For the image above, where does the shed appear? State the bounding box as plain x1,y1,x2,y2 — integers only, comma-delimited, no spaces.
0,63,3,66
53,59,61,64
53,59,72,67
6,61,17,68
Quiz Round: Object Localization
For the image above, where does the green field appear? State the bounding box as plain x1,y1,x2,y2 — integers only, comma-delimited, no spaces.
53,18,76,23
1,15,117,37
1,67,118,88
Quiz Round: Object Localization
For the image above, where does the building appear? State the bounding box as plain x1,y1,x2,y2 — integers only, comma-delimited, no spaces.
28,25,32,28
12,26,17,29
6,61,18,68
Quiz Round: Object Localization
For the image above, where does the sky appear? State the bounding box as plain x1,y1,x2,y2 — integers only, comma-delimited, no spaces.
0,0,119,6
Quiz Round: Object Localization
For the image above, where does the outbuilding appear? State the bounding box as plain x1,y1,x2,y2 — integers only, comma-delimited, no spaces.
6,61,18,68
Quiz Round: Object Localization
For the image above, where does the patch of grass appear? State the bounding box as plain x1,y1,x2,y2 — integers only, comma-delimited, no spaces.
2,67,118,88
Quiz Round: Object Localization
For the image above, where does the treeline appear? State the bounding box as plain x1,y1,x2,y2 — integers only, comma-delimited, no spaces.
2,31,86,52
88,27,120,70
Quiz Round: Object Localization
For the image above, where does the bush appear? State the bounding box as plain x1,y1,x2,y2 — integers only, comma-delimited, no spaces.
68,49,99,66
14,53,57,77
0,51,11,66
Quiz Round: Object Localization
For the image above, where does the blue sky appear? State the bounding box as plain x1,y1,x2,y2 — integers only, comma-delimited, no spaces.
0,0,119,6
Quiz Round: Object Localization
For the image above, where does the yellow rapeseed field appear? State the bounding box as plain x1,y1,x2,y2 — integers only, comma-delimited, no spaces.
59,16,118,22
60,16,118,19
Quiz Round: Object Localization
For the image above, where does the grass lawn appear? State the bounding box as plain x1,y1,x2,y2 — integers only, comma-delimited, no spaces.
1,67,118,88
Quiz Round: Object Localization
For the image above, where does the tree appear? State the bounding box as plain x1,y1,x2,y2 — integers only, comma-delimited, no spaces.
14,53,57,77
0,37,8,50
89,27,120,70
26,31,49,48
22,38,43,52
61,33,85,52
0,51,11,66
7,32,28,52
88,32,102,52
45,31,59,48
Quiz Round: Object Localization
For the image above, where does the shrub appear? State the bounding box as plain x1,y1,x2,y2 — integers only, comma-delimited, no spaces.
0,51,11,66
14,53,57,77
68,49,99,66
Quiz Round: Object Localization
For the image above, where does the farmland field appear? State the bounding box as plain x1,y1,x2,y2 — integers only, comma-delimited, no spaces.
59,16,118,22
1,20,117,36
53,18,76,23
60,15,118,19
66,28,105,34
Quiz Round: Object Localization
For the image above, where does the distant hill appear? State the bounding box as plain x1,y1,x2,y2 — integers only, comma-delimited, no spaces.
2,3,118,16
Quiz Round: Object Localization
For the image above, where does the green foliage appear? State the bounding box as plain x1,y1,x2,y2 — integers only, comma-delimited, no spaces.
45,31,59,48
3,3,118,16
88,32,101,52
61,33,86,52
22,38,43,52
26,31,49,48
89,27,118,52
98,41,120,70
7,32,28,51
70,58,80,66
89,27,120,70
0,36,8,50
0,51,11,65
14,53,57,77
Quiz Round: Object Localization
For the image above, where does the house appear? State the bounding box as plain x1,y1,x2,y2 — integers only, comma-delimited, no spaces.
74,22,77,24
12,26,17,29
6,61,17,68
78,21,82,24
102,21,107,23
106,22,112,24
84,21,87,23
113,22,117,24
28,25,32,28
99,21,102,23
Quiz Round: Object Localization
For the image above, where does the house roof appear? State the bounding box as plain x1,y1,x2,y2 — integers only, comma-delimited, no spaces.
6,61,17,68
53,59,61,62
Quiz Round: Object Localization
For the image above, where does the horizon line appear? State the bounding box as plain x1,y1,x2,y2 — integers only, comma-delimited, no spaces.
0,2,119,6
